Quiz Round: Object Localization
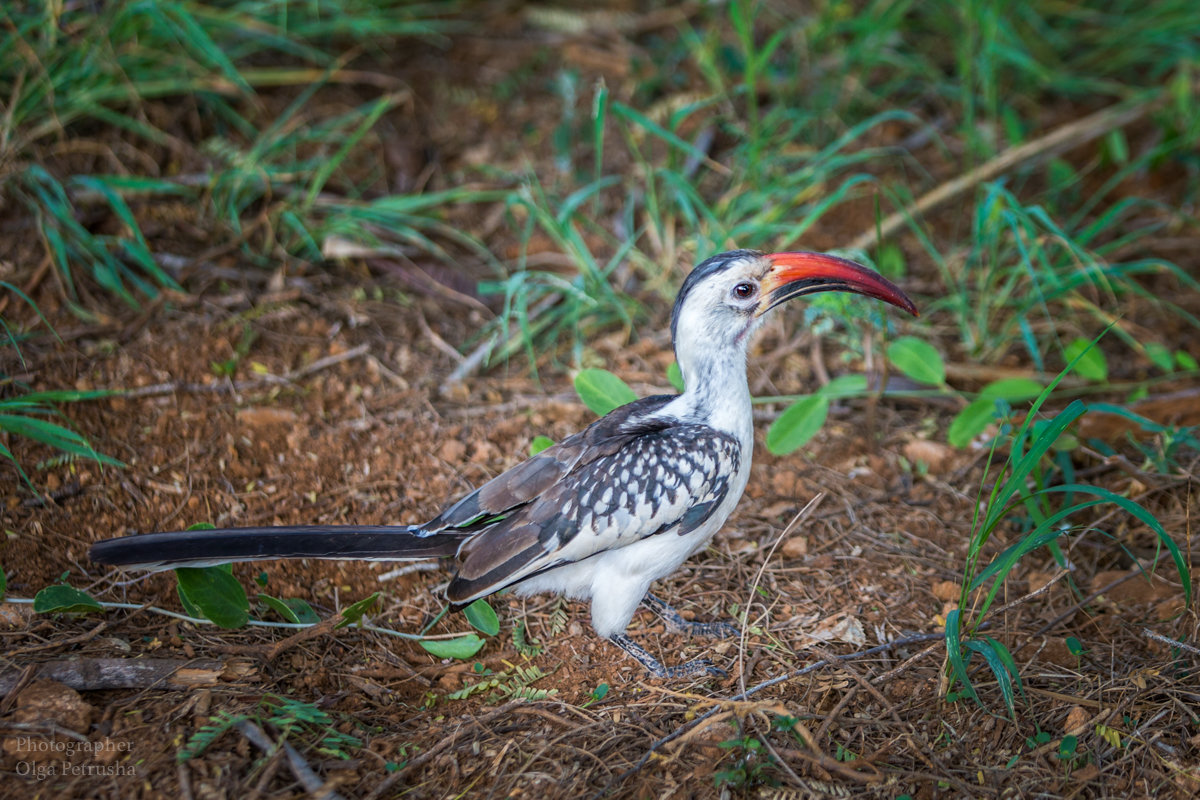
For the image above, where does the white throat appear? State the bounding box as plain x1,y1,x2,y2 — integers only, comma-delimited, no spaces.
661,338,754,446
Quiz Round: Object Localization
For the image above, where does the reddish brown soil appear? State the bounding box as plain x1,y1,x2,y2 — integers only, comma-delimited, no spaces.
2,277,1196,798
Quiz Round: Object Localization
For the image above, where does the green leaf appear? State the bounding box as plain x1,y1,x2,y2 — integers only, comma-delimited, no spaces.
175,567,249,629
610,101,714,166
948,397,999,448
666,362,685,392
336,592,380,628
34,584,104,615
0,568,5,601
887,337,945,386
463,598,500,636
964,638,1018,717
529,435,555,456
1176,350,1198,371
1144,342,1173,372
983,635,1026,703
573,368,638,416
1063,338,1107,382
1059,734,1078,759
258,594,320,625
420,634,486,660
819,374,868,398
1046,158,1078,191
178,582,204,619
766,395,829,455
979,378,1043,401
1065,636,1084,656
943,609,976,706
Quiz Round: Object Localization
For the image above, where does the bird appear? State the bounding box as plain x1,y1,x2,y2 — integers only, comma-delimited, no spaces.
90,249,917,677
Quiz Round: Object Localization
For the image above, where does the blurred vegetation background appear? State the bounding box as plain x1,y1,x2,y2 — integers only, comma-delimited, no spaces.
2,0,1197,516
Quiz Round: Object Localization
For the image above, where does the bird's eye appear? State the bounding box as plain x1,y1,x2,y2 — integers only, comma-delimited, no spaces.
732,282,757,300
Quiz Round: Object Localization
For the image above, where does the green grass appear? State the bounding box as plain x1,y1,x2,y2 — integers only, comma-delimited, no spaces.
479,0,1199,369
1,0,478,310
913,179,1200,370
944,344,1192,717
0,288,121,491
0,0,483,472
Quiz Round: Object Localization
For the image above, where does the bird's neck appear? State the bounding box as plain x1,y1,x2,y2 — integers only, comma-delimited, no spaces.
672,344,754,443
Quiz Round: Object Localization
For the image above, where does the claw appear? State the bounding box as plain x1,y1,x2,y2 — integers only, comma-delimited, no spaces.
665,658,726,679
609,634,724,679
642,593,736,639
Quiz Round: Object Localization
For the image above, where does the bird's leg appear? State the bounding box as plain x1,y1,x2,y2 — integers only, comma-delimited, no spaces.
642,592,739,639
608,634,724,679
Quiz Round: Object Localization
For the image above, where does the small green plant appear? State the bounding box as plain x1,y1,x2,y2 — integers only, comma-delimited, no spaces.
177,709,250,762
2,2,481,311
919,181,1200,372
445,661,557,702
512,619,544,658
580,682,609,708
714,728,779,790
177,695,363,763
944,341,1191,717
263,695,363,759
573,368,638,415
0,387,124,491
32,584,105,615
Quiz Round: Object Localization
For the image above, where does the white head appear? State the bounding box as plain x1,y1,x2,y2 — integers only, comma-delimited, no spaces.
670,249,917,391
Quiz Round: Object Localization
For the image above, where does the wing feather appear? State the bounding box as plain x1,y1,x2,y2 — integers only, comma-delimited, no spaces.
447,415,740,603
427,395,676,530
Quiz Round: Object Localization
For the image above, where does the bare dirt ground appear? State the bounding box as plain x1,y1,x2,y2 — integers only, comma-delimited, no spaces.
2,12,1199,800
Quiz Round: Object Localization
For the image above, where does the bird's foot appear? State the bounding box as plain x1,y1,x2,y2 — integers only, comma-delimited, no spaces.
609,633,726,679
643,593,738,639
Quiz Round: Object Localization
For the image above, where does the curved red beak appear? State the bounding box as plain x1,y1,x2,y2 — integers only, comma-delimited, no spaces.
758,251,918,317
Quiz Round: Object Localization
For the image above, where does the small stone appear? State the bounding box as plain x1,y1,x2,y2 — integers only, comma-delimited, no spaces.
9,680,95,734
1065,705,1089,734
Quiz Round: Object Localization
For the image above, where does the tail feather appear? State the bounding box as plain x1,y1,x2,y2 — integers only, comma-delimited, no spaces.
89,525,466,571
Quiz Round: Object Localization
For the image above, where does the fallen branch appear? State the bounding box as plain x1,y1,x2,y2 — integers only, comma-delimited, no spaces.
235,719,346,800
1143,628,1200,657
0,657,256,695
847,92,1166,252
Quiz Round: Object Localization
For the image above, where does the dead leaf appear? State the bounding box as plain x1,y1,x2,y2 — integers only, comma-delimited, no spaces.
781,535,808,559
807,612,866,646
932,580,961,602
903,438,955,473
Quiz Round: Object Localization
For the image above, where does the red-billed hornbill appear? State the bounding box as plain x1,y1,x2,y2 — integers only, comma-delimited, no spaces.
90,250,916,677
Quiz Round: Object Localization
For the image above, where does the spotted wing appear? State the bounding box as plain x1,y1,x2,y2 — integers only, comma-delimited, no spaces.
426,395,676,532
446,416,741,603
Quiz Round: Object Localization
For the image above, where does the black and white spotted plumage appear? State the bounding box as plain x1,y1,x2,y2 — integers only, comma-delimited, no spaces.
447,396,742,611
90,249,916,677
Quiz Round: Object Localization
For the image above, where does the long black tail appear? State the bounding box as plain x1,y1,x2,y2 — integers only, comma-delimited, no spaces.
89,525,467,571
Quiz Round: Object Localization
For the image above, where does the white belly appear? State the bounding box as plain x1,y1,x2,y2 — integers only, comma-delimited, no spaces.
512,452,751,638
